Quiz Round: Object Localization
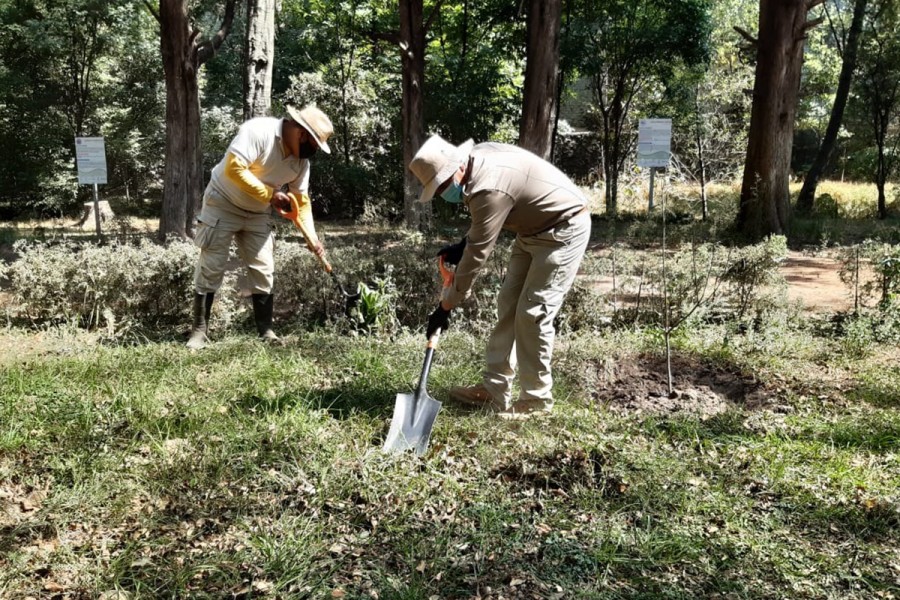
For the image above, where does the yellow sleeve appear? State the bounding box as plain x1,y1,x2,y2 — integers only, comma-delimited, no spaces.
224,152,273,204
288,192,319,245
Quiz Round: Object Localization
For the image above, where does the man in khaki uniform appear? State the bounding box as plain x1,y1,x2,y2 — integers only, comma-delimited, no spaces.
409,135,591,418
186,105,334,349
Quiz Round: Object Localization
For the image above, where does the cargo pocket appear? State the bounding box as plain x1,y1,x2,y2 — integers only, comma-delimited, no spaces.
524,285,565,325
527,286,565,308
194,215,219,250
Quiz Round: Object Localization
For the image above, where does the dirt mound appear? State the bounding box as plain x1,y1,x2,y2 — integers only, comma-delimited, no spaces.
591,353,770,418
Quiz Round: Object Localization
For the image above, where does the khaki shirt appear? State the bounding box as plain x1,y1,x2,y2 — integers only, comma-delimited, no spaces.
446,143,587,307
207,117,310,213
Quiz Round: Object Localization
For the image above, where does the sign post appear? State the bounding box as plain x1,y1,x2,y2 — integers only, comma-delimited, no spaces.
75,137,108,236
637,119,672,211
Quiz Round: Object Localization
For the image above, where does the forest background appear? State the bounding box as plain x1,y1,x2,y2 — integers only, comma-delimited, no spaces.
2,0,900,597
0,0,897,235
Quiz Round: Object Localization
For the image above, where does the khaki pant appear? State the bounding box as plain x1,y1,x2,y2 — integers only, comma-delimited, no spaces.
193,189,275,295
482,210,591,406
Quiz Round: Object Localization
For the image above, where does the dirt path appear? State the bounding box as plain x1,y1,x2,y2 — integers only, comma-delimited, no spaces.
585,249,867,314
781,251,858,313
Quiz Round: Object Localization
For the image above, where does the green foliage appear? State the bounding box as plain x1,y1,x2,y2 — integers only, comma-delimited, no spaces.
350,270,399,334
200,106,242,181
425,0,524,143
0,0,161,218
839,240,900,310
596,236,789,329
2,238,237,331
272,227,511,333
721,235,788,321
283,71,401,219
863,241,900,305
838,303,900,357
565,0,714,213
812,193,841,218
842,0,900,187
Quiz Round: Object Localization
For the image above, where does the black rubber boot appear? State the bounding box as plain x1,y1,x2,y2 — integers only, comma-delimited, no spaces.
186,292,214,349
251,293,279,342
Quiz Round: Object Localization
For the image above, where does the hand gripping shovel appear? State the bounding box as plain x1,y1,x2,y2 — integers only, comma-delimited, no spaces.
382,257,454,456
276,195,361,313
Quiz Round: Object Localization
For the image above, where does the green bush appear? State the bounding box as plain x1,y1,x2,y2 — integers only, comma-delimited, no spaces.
4,238,240,331
839,241,900,308
721,235,788,321
813,193,840,218
272,230,511,333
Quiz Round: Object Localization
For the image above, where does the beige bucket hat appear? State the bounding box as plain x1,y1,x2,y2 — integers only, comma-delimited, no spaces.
409,135,475,203
286,105,334,154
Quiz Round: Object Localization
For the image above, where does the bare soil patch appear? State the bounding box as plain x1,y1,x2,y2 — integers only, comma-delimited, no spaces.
591,353,773,418
781,251,867,313
584,249,870,314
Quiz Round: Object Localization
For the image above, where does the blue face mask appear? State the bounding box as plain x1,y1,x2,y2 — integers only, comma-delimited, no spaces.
440,179,464,204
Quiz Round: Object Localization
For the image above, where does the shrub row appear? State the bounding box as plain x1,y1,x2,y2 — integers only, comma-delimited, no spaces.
3,232,816,338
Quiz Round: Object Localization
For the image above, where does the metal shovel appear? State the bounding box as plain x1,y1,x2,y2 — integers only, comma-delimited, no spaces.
382,330,444,456
276,196,361,313
382,258,454,456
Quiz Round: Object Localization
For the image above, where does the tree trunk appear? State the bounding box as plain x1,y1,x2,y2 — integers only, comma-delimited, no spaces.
243,0,277,121
154,0,236,241
400,0,427,230
796,0,868,213
738,0,818,240
875,121,889,218
159,0,196,240
695,86,708,221
518,0,561,160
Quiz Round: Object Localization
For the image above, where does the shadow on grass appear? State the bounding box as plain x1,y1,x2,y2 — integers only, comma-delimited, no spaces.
849,378,900,410
0,521,56,556
233,379,399,421
811,416,900,453
788,497,900,544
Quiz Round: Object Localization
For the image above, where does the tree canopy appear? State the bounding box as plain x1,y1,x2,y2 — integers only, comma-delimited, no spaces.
0,0,897,229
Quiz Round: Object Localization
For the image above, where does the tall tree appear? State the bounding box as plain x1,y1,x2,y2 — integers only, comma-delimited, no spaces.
144,0,237,241
796,0,869,213
518,0,561,159
399,0,427,229
857,0,900,219
737,0,823,240
243,0,278,120
370,0,443,230
0,0,135,216
567,0,712,216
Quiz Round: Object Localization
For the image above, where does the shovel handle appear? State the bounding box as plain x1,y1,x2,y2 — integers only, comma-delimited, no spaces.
427,329,441,350
276,195,333,272
425,257,453,350
438,256,454,288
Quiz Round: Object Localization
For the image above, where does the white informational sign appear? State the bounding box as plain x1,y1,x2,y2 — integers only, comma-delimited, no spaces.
637,118,672,168
75,137,108,184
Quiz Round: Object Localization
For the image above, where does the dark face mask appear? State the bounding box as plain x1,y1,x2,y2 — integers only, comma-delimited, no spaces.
298,139,318,159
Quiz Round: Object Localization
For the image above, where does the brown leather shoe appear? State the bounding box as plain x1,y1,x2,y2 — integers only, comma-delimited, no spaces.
449,384,505,411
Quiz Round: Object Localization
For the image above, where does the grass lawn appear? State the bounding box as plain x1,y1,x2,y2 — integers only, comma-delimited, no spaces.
1,321,898,599
2,183,900,598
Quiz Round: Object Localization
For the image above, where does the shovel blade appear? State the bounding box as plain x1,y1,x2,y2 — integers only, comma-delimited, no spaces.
382,391,442,456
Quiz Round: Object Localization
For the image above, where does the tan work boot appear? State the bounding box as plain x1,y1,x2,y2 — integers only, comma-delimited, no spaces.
449,384,506,411
450,383,506,412
496,398,554,421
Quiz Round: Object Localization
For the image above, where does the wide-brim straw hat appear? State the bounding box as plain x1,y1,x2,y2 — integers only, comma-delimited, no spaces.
409,135,474,203
286,105,333,154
